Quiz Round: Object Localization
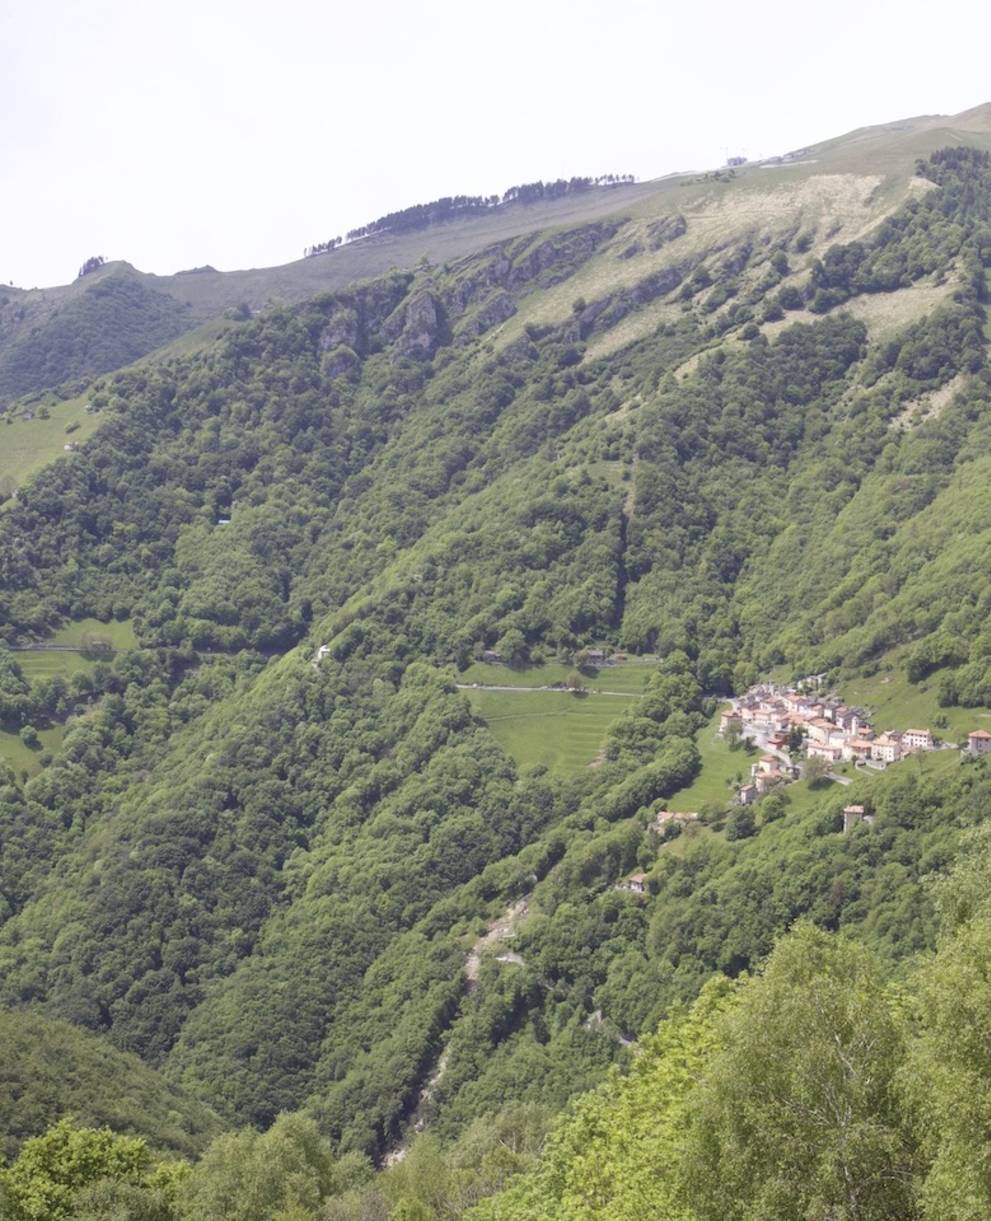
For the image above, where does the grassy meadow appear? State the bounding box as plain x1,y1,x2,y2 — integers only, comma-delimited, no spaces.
0,395,102,496
47,617,137,649
0,724,64,779
464,686,631,774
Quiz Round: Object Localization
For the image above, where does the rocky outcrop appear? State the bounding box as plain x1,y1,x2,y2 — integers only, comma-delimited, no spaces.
440,221,622,324
453,290,517,345
572,262,693,340
646,213,687,250
316,274,413,361
319,307,360,353
383,290,448,359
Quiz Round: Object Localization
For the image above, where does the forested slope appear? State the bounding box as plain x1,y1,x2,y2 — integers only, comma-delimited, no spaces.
2,141,991,1219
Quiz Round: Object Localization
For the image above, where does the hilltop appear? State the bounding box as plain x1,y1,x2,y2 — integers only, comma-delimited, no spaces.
3,103,990,412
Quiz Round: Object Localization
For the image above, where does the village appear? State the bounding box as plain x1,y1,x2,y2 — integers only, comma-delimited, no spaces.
615,681,991,897
719,679,991,805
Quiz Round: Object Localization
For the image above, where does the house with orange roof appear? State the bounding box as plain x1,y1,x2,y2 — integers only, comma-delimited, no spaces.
967,728,991,756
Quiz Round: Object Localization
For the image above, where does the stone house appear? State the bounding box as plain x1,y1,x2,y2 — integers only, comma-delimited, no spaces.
967,729,991,755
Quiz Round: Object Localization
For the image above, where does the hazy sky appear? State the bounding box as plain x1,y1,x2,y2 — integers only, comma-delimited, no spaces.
2,0,989,288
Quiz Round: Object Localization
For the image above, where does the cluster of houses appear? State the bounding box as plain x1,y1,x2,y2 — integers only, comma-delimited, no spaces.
612,693,991,895
720,682,942,805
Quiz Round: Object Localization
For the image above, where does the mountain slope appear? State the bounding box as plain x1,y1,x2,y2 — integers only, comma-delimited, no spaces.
1,120,991,1192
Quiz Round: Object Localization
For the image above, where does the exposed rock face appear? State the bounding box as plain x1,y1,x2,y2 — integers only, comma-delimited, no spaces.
383,290,448,359
573,262,692,339
440,221,622,323
453,290,517,345
316,275,413,361
320,307,360,352
646,213,687,250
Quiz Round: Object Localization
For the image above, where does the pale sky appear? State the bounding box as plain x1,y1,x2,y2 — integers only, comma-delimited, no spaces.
2,0,989,288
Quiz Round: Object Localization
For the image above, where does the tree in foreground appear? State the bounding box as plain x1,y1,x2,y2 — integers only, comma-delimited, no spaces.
680,923,919,1220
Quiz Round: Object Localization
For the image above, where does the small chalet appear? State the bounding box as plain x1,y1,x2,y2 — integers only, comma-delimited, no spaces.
617,871,648,895
968,729,991,756
482,650,502,663
719,707,742,734
738,783,758,805
842,804,872,833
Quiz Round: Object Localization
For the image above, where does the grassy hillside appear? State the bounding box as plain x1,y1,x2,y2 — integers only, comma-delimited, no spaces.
4,103,989,418
464,687,631,773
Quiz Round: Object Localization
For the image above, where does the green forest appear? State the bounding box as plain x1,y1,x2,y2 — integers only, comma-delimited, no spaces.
4,139,991,1218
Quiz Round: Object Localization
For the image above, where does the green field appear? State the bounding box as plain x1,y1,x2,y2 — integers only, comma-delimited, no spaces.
48,617,137,649
0,724,64,779
840,655,991,746
0,394,102,496
665,711,756,812
464,687,631,774
458,658,657,695
16,652,95,683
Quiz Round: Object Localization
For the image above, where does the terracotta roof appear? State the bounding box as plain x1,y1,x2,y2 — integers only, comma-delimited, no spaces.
970,729,991,740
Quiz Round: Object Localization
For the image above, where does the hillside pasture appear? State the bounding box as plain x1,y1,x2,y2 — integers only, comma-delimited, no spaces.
464,687,631,774
0,395,101,495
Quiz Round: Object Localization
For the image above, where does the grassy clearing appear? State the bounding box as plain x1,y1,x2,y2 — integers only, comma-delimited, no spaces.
665,711,757,812
0,394,102,495
457,659,656,695
0,725,64,778
839,656,991,745
48,617,137,649
17,652,95,683
464,687,628,774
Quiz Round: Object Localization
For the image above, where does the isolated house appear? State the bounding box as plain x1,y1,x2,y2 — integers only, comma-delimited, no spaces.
617,871,648,894
967,729,991,755
843,804,872,832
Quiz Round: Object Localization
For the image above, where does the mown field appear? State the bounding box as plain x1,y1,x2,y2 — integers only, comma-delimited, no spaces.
0,618,137,777
47,617,137,649
464,687,632,774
